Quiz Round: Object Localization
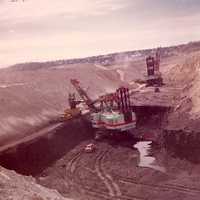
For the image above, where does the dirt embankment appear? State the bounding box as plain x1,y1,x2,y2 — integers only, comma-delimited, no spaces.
0,117,93,176
0,165,73,200
0,117,93,200
165,51,200,131
161,52,200,160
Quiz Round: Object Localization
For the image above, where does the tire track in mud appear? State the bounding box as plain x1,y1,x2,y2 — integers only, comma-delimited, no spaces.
94,150,146,200
65,150,110,200
65,149,145,200
95,150,122,198
62,144,200,199
66,151,82,176
165,183,200,195
117,176,200,197
65,150,83,192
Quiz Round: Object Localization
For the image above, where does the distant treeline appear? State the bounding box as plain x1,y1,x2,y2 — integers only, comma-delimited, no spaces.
9,41,200,71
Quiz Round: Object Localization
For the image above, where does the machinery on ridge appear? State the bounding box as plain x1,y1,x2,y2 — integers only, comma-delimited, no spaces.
146,48,163,86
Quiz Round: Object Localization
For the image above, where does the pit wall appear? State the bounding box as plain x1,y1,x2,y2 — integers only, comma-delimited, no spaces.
134,106,169,128
162,129,200,163
0,117,93,176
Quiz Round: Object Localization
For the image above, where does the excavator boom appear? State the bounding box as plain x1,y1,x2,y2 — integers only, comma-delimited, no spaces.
70,79,98,112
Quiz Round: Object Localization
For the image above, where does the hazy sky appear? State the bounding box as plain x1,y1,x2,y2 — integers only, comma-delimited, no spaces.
0,0,200,67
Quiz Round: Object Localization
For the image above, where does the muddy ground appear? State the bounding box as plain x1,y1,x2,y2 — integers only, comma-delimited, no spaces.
36,136,200,200
33,94,200,200
3,111,200,200
34,104,200,200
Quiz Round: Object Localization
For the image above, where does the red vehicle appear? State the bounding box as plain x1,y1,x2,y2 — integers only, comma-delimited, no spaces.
84,143,96,153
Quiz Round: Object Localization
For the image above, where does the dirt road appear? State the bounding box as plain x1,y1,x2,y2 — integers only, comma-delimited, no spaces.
37,139,200,200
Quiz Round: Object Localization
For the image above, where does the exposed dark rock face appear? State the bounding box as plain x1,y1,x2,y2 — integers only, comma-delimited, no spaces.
162,129,200,163
0,117,93,176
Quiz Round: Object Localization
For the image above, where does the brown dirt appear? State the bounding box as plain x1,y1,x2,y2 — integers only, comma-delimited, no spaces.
36,138,200,200
0,165,72,200
166,51,200,131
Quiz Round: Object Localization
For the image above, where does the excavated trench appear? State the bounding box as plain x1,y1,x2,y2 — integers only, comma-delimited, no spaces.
0,106,169,177
133,105,169,128
0,117,93,176
163,129,200,163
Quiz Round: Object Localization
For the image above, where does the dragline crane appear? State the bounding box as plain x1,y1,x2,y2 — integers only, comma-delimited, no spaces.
68,79,136,139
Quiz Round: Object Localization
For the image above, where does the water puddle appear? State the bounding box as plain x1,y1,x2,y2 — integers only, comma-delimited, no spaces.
134,141,166,173
0,83,25,88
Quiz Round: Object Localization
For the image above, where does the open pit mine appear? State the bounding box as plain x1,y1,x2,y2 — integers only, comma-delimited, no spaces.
1,42,200,200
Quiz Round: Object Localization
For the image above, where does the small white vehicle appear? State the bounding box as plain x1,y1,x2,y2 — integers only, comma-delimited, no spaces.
84,143,95,153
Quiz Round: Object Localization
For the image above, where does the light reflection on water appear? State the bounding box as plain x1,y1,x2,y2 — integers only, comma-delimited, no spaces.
0,83,25,88
134,141,166,173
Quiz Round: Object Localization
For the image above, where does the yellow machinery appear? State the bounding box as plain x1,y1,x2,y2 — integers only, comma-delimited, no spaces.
61,92,82,121
62,108,81,120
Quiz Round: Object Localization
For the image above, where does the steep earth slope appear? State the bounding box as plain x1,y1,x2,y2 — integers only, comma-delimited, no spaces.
0,166,72,200
166,51,200,131
0,63,125,146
